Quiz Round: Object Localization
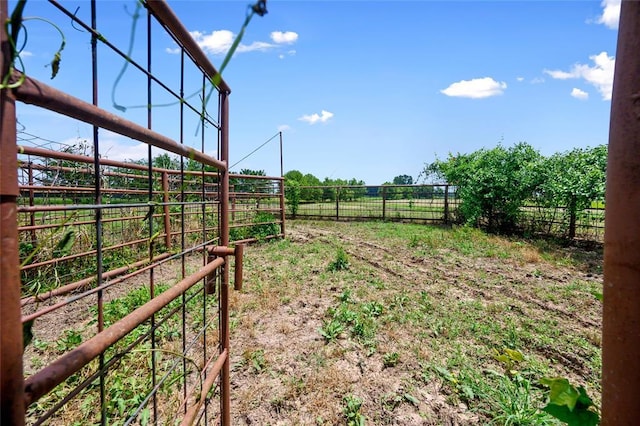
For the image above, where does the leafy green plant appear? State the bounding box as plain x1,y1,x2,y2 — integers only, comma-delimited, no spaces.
343,394,366,426
250,212,279,240
244,349,267,373
285,179,301,217
383,352,400,368
539,377,599,426
2,0,66,89
328,247,350,271
318,320,344,342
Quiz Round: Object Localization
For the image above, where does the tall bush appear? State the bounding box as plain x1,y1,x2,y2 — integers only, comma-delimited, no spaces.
427,142,544,233
538,145,607,238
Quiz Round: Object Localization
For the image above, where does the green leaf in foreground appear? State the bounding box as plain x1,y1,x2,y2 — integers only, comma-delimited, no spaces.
540,377,599,426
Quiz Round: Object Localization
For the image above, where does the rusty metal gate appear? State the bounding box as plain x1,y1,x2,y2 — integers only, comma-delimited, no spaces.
1,1,243,424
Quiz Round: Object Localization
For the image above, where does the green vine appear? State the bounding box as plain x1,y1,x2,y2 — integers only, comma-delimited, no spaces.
1,0,66,89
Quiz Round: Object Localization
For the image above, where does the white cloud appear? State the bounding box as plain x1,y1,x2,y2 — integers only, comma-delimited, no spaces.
530,77,545,84
595,0,620,29
440,77,507,99
277,124,291,132
298,110,334,125
270,31,298,44
167,29,299,57
544,51,615,100
516,77,524,82
571,88,589,100
189,30,275,55
19,50,33,59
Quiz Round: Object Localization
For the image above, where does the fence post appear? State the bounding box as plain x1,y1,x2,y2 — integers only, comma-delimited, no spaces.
336,187,340,220
162,171,171,249
219,90,231,426
444,185,449,225
568,195,577,240
382,186,387,220
602,1,640,424
1,0,26,421
279,179,286,237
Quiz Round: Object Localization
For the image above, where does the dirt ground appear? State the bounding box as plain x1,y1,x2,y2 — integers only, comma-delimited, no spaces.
228,220,602,425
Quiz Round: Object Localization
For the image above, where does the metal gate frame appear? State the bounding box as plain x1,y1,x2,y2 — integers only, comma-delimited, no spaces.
1,1,238,424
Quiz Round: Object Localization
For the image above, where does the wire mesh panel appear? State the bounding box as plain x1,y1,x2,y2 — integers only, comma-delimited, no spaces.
2,1,237,424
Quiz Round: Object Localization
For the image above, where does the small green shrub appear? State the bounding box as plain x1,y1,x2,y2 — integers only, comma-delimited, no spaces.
343,394,366,426
328,247,350,271
250,212,279,240
383,352,400,368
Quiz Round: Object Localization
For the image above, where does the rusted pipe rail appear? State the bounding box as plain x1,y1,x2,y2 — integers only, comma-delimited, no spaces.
10,73,226,171
179,349,228,426
23,256,225,407
21,253,172,306
145,0,231,93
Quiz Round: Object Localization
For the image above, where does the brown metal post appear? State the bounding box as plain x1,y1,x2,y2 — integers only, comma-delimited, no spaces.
382,186,386,220
444,185,449,225
219,90,231,426
602,1,640,424
162,171,171,249
1,0,25,422
279,131,283,178
279,179,286,237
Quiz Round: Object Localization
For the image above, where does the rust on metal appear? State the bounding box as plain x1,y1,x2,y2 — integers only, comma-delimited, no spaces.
602,1,640,424
10,72,226,171
145,0,231,94
21,253,172,306
219,90,231,426
23,256,225,407
179,349,228,426
1,0,26,422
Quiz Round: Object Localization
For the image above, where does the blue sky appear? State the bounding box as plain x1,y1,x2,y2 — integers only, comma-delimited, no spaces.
12,0,619,185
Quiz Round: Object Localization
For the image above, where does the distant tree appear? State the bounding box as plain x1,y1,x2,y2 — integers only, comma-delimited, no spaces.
392,175,414,185
301,173,322,201
232,168,267,193
284,170,303,182
285,179,301,217
153,153,179,170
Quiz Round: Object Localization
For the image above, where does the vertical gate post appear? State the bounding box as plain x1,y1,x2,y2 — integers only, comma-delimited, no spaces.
279,179,286,237
1,0,26,422
444,185,449,225
335,187,340,220
219,90,231,426
382,186,387,220
602,1,640,424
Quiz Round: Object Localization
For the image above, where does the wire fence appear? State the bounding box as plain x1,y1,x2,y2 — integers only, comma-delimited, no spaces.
288,184,605,241
0,1,282,425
